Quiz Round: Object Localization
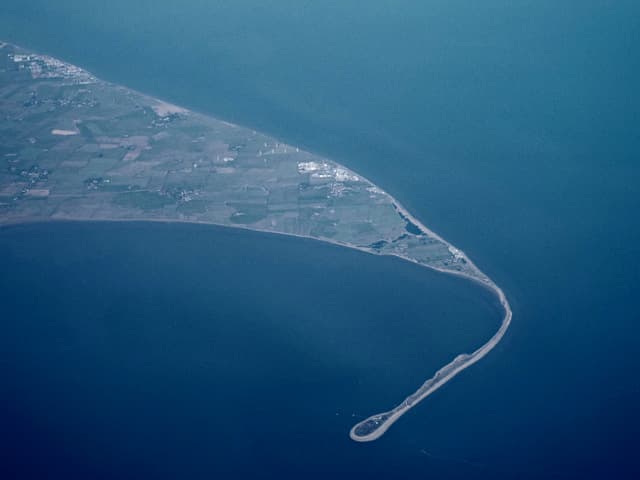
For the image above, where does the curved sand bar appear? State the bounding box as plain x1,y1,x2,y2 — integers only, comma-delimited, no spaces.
348,202,512,442
0,42,512,443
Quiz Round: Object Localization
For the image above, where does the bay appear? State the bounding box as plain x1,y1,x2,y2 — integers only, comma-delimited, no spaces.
1,221,500,478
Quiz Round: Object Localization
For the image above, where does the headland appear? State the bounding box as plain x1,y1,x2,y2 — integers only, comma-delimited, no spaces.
0,42,511,442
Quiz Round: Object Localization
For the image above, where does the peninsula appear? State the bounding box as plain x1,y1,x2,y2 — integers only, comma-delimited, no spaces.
0,42,512,442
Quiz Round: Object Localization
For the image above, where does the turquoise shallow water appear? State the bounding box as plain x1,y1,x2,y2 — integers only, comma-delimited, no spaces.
1,1,640,478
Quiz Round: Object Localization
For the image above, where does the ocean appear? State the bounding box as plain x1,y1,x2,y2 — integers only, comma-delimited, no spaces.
1,1,639,478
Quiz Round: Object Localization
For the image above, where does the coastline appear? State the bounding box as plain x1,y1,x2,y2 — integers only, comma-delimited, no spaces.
344,195,512,442
0,40,512,443
1,200,512,443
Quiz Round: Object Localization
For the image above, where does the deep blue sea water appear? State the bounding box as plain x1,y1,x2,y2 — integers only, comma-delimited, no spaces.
1,221,501,478
1,1,639,478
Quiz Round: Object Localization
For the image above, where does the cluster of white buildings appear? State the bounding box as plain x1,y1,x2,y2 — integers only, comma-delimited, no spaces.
10,52,96,85
297,161,359,182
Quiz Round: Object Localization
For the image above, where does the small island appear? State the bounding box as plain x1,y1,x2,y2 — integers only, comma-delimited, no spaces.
0,42,512,442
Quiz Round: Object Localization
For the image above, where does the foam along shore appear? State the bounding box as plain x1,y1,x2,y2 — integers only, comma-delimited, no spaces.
0,41,512,443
